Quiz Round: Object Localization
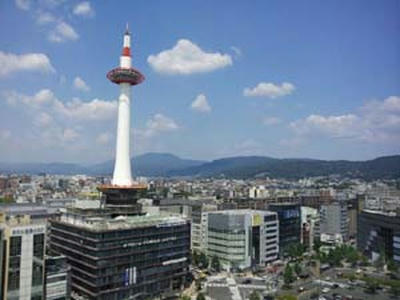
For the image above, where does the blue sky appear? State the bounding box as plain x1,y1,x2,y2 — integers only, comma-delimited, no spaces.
0,0,399,163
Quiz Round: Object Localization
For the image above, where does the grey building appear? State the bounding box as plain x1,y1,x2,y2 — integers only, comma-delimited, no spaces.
207,210,279,271
49,207,191,300
358,209,400,265
45,255,70,300
320,202,349,242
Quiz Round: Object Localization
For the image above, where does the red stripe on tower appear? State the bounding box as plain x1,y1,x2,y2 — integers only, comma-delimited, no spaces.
122,47,131,57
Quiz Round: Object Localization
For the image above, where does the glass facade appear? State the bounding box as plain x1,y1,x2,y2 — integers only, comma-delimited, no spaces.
49,217,191,300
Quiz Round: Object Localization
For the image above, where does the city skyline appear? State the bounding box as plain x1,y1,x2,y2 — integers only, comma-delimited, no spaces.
0,0,399,164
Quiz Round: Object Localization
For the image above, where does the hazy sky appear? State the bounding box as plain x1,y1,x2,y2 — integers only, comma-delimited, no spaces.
0,0,399,163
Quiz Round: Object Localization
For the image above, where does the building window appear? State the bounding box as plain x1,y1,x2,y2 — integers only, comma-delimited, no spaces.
7,270,20,290
10,236,22,256
33,233,45,259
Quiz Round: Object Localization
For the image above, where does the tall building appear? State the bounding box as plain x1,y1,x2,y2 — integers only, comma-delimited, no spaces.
301,206,319,251
0,213,46,300
98,24,146,217
358,209,400,265
207,210,279,271
320,202,348,242
49,208,190,300
48,28,191,300
45,255,70,300
191,202,218,253
268,203,301,256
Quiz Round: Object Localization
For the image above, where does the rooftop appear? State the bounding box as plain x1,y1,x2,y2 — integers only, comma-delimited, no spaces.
59,211,188,231
208,209,276,216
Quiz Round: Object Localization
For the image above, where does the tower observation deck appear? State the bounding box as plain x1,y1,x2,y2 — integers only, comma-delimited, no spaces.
98,26,147,215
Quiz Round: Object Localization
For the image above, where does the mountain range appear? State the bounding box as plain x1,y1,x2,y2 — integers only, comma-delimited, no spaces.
0,153,399,180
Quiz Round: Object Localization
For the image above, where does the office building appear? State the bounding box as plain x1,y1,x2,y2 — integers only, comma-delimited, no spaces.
45,255,70,300
191,202,218,253
320,202,348,242
0,213,46,300
207,210,279,271
268,203,301,256
49,207,191,300
357,209,400,264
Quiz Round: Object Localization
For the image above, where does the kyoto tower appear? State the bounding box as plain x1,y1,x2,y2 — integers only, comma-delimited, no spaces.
107,25,144,186
99,26,146,215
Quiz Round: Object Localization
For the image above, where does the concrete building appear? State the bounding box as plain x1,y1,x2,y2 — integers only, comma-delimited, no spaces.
0,213,46,300
268,203,301,256
358,209,400,265
45,255,70,300
249,186,270,199
320,202,348,242
301,206,319,251
49,208,191,300
191,202,218,253
207,210,279,271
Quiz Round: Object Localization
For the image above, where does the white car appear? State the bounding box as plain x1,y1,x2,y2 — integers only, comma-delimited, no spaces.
322,287,331,293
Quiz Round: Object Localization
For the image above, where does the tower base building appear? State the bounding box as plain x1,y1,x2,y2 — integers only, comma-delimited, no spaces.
49,208,191,300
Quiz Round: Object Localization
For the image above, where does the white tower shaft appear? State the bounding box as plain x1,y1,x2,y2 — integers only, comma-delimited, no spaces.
112,33,133,186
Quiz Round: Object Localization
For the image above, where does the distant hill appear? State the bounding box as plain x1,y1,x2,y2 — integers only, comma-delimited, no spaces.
0,153,205,177
168,155,400,180
90,153,205,177
0,153,399,180
0,162,86,175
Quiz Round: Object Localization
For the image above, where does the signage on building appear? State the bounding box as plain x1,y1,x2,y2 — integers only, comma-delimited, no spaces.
12,226,45,236
252,214,262,226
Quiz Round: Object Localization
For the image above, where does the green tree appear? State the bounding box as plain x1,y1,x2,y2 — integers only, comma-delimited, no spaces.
249,290,261,300
390,286,400,297
196,292,206,300
198,252,209,269
294,263,302,276
192,251,199,266
211,256,221,272
365,281,378,294
283,264,295,286
313,239,322,254
181,296,191,300
387,259,398,273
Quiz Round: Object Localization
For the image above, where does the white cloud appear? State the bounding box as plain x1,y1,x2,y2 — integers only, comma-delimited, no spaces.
15,0,30,10
290,114,359,138
53,98,117,121
147,39,232,75
62,128,80,142
48,21,79,43
0,51,55,77
230,46,242,57
136,114,179,138
263,116,282,126
73,1,94,17
73,76,90,91
191,94,211,113
36,11,55,24
33,112,53,127
4,89,117,121
289,96,400,144
244,82,295,98
96,132,112,145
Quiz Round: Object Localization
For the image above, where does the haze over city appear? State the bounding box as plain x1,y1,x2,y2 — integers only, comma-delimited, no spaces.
1,0,399,164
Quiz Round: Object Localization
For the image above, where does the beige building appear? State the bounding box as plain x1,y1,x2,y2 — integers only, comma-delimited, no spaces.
0,213,46,300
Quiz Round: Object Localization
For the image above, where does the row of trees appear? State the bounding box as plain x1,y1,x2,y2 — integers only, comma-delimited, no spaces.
192,251,221,272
